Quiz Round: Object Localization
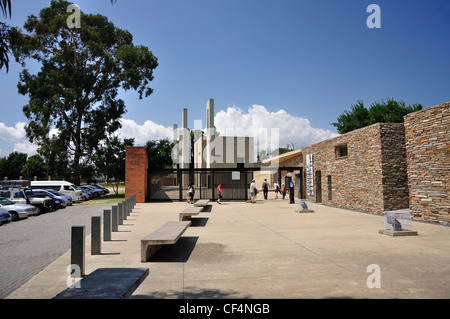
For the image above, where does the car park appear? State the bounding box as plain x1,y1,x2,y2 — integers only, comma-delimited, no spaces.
30,181,84,202
0,183,51,215
0,198,38,221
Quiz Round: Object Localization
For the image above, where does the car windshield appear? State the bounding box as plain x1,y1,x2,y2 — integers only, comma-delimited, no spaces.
0,198,13,205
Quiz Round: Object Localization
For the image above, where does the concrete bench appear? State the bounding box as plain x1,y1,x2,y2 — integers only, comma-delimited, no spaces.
179,206,204,221
54,268,149,299
194,199,210,207
141,221,191,262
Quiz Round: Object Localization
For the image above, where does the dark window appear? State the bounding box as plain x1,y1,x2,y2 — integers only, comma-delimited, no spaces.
327,175,332,200
335,144,348,158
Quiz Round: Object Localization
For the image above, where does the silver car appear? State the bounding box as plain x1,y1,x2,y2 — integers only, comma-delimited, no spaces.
0,211,12,225
0,198,38,221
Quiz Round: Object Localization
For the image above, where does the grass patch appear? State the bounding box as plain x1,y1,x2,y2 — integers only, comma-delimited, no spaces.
75,188,125,206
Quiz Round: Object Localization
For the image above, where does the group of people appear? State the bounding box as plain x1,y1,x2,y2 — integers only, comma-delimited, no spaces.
249,178,295,204
187,178,295,205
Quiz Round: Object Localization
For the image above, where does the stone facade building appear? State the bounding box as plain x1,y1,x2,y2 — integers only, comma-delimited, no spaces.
300,122,409,215
404,101,449,224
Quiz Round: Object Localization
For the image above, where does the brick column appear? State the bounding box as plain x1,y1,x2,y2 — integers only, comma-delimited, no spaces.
125,146,148,203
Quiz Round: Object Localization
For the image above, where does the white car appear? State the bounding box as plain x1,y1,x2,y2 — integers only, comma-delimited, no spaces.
0,198,38,221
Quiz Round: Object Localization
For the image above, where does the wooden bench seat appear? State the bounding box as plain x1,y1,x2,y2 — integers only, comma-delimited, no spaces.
54,267,149,299
179,206,204,221
194,199,210,207
141,221,191,262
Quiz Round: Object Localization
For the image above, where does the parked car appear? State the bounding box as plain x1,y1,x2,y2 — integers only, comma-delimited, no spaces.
77,186,94,200
92,184,110,194
0,198,38,221
46,190,73,206
1,187,52,215
24,189,54,214
80,185,101,198
30,190,67,210
0,211,12,225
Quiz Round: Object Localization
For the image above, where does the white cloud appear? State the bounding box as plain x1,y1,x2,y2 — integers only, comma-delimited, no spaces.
0,121,38,156
214,105,338,152
0,122,27,141
13,140,38,155
117,118,173,145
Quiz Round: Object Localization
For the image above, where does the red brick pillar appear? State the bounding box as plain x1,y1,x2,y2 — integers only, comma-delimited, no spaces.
125,146,148,203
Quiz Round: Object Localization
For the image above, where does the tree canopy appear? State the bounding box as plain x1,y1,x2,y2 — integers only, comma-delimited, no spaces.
331,98,423,134
9,0,158,184
0,0,11,72
146,139,174,170
92,135,134,194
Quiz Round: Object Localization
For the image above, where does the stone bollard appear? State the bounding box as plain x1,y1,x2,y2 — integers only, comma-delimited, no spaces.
122,201,127,220
71,225,85,277
91,216,101,255
118,202,123,225
104,209,111,241
111,206,118,232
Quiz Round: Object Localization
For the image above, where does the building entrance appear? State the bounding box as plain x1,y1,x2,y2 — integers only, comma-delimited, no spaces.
147,167,255,201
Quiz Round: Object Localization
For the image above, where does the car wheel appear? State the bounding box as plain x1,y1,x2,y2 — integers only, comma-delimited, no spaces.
10,211,19,221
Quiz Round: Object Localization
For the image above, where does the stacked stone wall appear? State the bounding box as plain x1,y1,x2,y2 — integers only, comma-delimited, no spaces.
301,123,409,215
404,101,449,225
379,123,409,211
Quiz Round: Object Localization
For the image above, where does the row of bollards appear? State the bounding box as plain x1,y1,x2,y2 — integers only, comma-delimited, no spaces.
70,194,136,277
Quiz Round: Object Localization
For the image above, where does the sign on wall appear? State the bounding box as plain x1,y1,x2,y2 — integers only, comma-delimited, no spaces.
306,153,314,196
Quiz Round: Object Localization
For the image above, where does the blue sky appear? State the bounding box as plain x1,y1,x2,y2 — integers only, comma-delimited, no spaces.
0,0,449,156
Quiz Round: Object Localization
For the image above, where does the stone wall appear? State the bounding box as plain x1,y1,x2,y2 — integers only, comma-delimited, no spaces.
301,123,408,215
125,146,148,203
404,101,449,224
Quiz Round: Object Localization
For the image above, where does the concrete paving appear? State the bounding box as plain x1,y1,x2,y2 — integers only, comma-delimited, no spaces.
6,193,450,299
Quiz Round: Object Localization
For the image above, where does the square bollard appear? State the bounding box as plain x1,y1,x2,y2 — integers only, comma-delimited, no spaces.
104,209,111,241
91,216,101,255
112,206,118,232
71,225,85,277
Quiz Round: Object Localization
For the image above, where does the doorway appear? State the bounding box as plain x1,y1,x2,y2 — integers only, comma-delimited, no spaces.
315,170,322,203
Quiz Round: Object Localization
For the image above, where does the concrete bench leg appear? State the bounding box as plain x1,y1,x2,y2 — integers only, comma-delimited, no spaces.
141,243,163,262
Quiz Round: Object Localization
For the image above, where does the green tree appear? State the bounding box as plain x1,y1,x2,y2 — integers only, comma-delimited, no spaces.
331,98,422,134
0,156,8,179
22,154,46,179
145,138,174,170
92,136,134,195
6,151,27,179
9,0,158,185
0,0,11,72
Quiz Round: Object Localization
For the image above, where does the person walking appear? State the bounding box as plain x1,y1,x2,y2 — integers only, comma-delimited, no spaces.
187,182,195,204
289,179,295,204
250,179,257,203
281,183,286,199
262,179,269,200
216,183,223,204
274,181,280,199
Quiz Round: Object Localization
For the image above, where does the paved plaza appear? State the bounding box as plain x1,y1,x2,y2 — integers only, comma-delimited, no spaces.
6,193,450,299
